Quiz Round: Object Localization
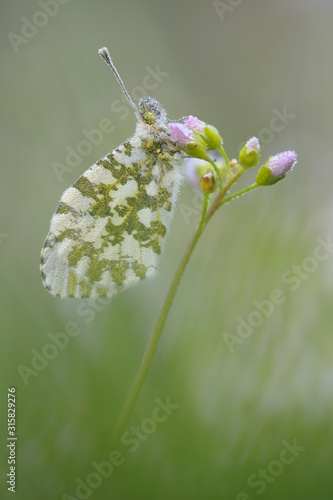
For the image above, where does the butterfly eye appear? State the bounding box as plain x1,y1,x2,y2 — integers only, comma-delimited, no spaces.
142,111,155,124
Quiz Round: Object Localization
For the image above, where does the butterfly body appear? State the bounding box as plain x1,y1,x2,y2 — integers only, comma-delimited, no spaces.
41,96,184,298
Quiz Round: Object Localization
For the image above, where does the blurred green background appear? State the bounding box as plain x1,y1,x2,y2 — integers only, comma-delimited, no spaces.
1,0,333,499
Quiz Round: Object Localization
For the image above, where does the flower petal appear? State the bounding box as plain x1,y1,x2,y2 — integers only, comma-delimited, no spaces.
185,115,206,133
169,123,195,147
267,150,298,178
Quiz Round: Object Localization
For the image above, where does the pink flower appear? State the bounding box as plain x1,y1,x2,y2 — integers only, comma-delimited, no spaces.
184,115,206,133
169,115,206,148
266,150,297,178
256,150,298,186
169,116,210,159
246,137,260,153
169,123,195,147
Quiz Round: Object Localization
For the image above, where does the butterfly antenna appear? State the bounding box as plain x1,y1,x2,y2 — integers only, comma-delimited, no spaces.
98,47,139,115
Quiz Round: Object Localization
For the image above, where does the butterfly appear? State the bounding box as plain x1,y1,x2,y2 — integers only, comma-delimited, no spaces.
40,47,185,299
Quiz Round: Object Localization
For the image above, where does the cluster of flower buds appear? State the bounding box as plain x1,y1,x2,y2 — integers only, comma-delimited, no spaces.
169,116,297,192
238,137,297,185
169,116,222,160
256,150,297,185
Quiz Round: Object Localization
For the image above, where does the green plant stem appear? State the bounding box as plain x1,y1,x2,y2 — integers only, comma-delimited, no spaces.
221,182,259,206
112,226,202,445
204,166,244,226
218,145,230,169
196,193,209,233
112,167,253,445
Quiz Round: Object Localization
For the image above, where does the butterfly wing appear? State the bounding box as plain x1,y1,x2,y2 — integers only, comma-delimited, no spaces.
40,135,183,298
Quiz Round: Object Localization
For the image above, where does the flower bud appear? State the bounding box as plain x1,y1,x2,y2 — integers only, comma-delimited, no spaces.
185,116,222,149
256,150,297,186
169,122,207,159
188,131,208,159
239,137,260,169
199,169,217,194
169,123,196,148
203,125,222,149
184,115,206,133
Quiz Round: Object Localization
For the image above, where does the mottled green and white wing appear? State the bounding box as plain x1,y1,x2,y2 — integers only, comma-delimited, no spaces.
40,135,183,298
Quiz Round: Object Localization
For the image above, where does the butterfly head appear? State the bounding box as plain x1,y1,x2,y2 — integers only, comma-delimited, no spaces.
139,96,168,127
